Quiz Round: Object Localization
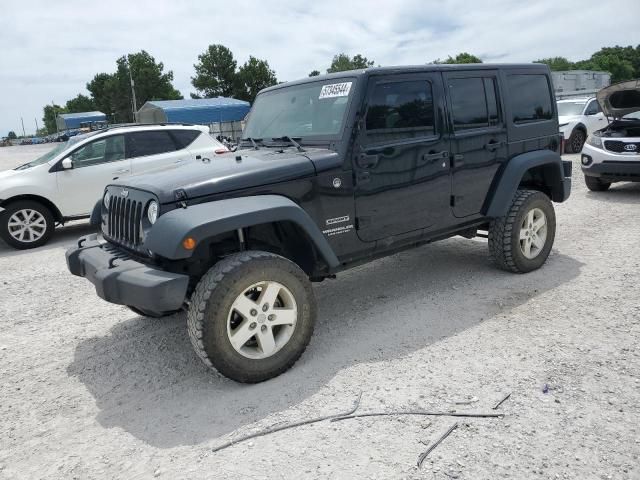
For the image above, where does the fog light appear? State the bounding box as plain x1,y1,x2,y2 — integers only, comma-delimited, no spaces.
182,237,197,250
581,155,592,166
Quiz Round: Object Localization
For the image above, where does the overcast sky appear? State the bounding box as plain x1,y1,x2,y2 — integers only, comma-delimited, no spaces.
2,0,639,136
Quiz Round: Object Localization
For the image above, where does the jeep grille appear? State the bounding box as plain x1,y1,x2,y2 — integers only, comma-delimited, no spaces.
103,186,154,251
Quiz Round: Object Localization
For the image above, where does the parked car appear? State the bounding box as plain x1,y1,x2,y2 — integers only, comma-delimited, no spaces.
581,80,640,191
558,97,608,153
0,124,227,249
67,64,571,383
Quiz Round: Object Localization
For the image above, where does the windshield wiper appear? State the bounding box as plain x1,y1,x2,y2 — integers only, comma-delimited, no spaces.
272,136,306,152
241,137,263,150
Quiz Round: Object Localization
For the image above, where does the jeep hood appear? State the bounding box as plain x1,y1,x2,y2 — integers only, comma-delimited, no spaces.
115,149,321,203
597,80,640,119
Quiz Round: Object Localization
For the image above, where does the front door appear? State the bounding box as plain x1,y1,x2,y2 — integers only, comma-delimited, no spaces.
444,71,507,218
56,134,130,216
583,98,607,135
354,73,451,242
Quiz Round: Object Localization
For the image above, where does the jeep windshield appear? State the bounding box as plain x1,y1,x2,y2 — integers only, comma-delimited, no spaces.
242,78,355,143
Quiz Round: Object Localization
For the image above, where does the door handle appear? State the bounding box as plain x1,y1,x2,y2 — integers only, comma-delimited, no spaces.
484,140,505,151
357,153,379,169
112,168,130,174
422,151,448,163
174,159,184,164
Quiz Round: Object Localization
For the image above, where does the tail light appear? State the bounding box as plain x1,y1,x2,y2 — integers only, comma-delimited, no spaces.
215,148,227,154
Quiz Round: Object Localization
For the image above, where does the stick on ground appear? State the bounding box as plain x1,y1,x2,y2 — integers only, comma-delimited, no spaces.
330,410,504,423
492,392,512,410
212,391,363,453
417,422,459,468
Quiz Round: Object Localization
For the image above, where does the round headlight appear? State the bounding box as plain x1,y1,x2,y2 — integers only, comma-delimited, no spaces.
147,201,159,224
103,191,111,209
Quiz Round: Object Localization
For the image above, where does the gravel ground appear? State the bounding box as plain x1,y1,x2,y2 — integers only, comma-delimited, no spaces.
1,144,639,479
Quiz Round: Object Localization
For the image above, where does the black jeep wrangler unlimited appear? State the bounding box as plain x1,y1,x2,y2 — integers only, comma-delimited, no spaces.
67,64,571,383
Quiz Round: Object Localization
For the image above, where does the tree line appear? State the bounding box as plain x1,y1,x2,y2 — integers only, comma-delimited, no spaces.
41,44,640,135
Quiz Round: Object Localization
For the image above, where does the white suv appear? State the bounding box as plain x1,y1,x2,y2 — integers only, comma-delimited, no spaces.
557,96,608,152
581,80,640,191
0,124,227,249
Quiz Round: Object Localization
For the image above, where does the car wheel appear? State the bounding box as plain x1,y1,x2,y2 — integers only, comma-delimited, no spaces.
187,250,316,383
584,175,611,192
488,190,556,273
0,200,55,249
567,129,586,153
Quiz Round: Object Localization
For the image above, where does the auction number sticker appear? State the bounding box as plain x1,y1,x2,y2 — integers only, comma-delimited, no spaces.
319,82,352,99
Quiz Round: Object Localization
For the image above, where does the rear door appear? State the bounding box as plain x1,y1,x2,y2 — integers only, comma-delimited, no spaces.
444,71,507,218
353,72,452,241
127,130,190,175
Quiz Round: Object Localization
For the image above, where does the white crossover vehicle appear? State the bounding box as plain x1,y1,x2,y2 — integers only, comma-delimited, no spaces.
0,124,227,249
557,97,609,153
581,80,640,191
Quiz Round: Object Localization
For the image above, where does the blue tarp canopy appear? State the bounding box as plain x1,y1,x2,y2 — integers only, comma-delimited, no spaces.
56,111,107,130
137,97,251,125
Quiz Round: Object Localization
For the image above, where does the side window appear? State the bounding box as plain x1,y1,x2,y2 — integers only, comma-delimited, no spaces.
584,100,601,115
170,130,201,149
449,77,500,131
365,80,435,143
127,131,177,158
70,135,125,168
507,74,554,124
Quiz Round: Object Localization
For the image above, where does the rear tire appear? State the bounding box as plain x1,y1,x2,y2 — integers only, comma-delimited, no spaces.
0,200,55,249
187,251,316,383
584,175,611,192
567,129,586,153
488,190,556,273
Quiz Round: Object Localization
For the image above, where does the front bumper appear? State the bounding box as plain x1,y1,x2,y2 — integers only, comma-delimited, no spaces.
581,143,640,181
66,234,189,314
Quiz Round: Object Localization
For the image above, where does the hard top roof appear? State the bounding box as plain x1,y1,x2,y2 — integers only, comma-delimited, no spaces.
261,63,549,93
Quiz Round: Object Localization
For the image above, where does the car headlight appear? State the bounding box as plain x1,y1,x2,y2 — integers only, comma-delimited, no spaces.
586,135,602,149
103,191,111,209
147,201,159,224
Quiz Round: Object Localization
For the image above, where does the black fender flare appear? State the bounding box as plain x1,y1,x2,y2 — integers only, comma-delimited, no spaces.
485,150,571,218
144,195,341,267
89,200,102,226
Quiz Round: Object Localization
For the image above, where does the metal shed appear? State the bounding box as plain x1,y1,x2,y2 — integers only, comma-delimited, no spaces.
136,98,251,125
56,111,107,130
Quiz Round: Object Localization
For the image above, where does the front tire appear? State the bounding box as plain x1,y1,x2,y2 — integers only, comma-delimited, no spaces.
0,200,55,249
488,190,556,273
567,129,586,153
584,175,611,192
187,251,316,383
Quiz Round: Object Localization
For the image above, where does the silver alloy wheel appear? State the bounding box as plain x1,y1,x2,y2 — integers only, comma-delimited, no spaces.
7,209,47,243
226,281,298,360
519,207,547,259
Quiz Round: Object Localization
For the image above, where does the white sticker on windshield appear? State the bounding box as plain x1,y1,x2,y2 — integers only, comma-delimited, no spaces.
319,82,352,99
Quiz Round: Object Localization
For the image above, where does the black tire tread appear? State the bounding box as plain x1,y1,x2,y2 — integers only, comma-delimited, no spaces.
187,250,314,382
489,189,539,273
584,175,611,192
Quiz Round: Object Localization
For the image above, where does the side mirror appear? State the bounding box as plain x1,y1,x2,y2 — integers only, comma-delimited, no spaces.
61,158,73,169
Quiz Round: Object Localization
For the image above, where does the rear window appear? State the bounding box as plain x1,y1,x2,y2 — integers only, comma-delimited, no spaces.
449,77,500,130
127,131,177,158
507,74,554,124
170,129,201,149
